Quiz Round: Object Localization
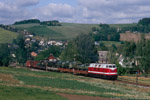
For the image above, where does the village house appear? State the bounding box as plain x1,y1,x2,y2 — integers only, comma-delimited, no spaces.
98,51,109,64
47,40,63,46
39,39,45,46
31,52,38,57
48,54,57,62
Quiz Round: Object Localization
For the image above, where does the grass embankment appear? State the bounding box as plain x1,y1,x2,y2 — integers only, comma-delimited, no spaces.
0,28,18,43
0,67,150,99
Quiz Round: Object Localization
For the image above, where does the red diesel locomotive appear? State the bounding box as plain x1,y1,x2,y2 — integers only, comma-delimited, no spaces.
88,63,118,80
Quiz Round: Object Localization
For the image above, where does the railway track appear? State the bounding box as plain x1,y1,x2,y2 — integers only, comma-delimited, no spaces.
114,79,150,88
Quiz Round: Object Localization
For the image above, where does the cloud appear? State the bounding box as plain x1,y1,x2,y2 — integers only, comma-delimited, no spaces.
0,0,150,24
0,1,36,24
77,0,150,23
15,0,39,7
37,3,75,21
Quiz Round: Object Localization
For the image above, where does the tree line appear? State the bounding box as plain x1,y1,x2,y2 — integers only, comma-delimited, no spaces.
121,18,150,33
91,24,120,41
13,19,61,26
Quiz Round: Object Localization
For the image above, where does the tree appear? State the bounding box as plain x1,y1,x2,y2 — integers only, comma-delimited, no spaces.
99,43,108,50
61,34,98,63
136,34,150,76
13,35,27,65
0,44,11,66
138,18,150,26
108,44,118,64
122,42,136,59
75,34,98,63
60,41,77,61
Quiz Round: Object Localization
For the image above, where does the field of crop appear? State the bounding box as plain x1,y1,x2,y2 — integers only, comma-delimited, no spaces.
0,28,18,43
0,67,150,100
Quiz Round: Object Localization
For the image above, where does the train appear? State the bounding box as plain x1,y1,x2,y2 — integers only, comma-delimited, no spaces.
26,60,118,80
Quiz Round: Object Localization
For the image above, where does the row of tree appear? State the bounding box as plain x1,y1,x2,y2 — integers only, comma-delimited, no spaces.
14,19,61,26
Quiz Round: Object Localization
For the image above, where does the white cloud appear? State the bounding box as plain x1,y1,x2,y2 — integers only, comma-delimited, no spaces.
15,0,39,7
0,1,35,24
37,3,75,21
76,0,150,23
0,0,150,24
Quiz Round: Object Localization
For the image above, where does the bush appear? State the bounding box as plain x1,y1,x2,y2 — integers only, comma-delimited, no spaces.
116,63,127,75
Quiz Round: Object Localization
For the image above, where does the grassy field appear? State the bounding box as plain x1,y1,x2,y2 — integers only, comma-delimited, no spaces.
99,41,121,47
109,23,137,28
0,85,67,100
0,67,150,99
0,28,18,43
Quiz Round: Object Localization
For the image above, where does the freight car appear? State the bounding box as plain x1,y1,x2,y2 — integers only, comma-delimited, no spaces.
26,60,118,80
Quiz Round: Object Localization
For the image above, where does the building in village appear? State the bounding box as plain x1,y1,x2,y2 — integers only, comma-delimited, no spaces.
47,54,57,62
98,51,109,64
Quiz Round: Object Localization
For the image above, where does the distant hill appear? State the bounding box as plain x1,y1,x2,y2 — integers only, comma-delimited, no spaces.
0,28,18,43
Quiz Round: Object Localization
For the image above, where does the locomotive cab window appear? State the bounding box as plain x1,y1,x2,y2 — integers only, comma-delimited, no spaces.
99,65,101,68
109,66,112,68
113,65,116,68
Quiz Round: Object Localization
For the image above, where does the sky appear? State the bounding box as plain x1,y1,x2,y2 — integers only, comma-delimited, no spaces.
0,0,150,24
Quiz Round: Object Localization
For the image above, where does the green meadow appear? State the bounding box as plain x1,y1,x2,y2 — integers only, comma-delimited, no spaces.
0,67,150,99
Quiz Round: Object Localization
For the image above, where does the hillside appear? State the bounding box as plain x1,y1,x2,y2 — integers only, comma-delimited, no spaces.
11,22,138,40
11,23,98,40
0,28,18,43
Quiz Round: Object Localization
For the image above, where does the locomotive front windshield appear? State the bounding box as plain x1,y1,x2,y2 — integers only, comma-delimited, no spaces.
113,65,116,68
109,66,112,68
109,65,116,68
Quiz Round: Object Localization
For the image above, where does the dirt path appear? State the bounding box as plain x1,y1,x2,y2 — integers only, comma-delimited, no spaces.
58,93,120,100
